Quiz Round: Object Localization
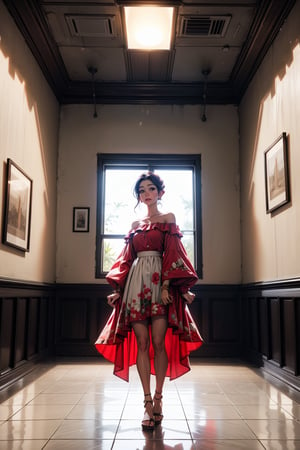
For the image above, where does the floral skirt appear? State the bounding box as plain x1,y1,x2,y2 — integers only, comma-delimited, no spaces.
121,251,167,323
95,251,203,381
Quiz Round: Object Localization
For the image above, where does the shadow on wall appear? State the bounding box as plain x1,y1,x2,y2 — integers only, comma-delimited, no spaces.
0,1,59,281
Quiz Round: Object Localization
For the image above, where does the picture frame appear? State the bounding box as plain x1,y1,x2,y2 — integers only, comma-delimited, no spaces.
2,159,33,252
73,207,90,232
264,132,289,213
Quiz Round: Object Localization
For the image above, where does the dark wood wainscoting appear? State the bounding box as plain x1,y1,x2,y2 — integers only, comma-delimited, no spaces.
2,278,300,391
242,280,300,390
0,279,55,388
54,283,242,359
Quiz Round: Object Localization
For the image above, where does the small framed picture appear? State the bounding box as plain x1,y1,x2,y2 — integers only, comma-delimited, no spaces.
2,159,33,252
73,207,90,232
264,132,290,213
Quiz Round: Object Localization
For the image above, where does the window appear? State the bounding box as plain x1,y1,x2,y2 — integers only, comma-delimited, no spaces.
96,154,202,278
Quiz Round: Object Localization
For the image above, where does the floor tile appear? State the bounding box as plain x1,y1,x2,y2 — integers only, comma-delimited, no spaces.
121,402,186,420
281,404,300,420
112,439,194,449
183,404,241,420
153,420,191,440
51,419,119,440
260,440,300,449
42,381,92,394
245,419,300,439
188,419,257,440
67,403,124,420
235,404,294,420
116,419,191,440
0,405,22,421
0,419,62,440
1,359,300,450
266,386,300,405
218,381,266,394
0,440,48,449
178,383,223,394
0,392,38,406
226,392,277,406
78,392,106,405
9,404,75,420
183,393,231,406
28,393,83,405
44,439,114,449
193,440,265,449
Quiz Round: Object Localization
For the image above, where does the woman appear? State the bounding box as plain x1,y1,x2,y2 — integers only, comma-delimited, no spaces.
95,172,203,431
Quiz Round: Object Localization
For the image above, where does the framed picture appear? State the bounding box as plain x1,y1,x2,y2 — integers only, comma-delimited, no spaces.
2,159,33,252
73,207,90,232
264,132,289,213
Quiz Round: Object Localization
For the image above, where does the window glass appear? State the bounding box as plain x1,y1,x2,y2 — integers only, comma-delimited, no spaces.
104,169,141,234
157,170,194,231
96,155,202,278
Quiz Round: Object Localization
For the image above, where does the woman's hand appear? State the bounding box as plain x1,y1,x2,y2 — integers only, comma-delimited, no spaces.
182,291,195,304
107,292,120,307
161,287,173,305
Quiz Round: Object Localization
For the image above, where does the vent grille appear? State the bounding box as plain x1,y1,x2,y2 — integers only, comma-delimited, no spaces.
66,15,115,38
179,15,231,37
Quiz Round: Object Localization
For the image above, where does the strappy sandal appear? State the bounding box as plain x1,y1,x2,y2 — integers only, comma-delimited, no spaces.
153,390,164,426
142,393,154,432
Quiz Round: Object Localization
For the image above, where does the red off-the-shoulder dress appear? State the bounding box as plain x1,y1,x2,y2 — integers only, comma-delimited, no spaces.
95,222,203,381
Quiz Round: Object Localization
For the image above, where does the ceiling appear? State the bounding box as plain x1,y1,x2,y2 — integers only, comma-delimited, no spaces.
3,0,296,105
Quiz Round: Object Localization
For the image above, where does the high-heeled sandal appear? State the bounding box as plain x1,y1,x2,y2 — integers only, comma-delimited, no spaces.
153,390,164,426
142,393,154,432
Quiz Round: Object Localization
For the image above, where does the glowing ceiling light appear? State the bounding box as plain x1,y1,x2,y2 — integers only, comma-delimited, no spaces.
124,6,174,50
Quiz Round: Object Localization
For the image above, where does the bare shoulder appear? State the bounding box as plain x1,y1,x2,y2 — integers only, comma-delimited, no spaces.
131,220,140,229
164,212,176,224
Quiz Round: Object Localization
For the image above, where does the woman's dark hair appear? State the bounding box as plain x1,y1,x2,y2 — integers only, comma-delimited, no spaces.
133,172,165,207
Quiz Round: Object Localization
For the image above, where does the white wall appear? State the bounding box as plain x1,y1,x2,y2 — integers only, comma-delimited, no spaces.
56,104,241,284
0,1,59,283
239,0,300,283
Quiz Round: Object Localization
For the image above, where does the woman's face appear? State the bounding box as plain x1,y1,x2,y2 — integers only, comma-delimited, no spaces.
138,179,160,205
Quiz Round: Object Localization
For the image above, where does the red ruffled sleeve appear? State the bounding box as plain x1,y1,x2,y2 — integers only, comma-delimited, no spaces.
162,223,198,293
105,231,136,291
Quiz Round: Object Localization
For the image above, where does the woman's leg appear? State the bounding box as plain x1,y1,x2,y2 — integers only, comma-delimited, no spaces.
132,320,154,429
151,316,168,422
132,320,151,393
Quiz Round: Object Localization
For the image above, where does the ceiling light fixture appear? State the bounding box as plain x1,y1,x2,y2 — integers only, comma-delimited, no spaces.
124,6,174,50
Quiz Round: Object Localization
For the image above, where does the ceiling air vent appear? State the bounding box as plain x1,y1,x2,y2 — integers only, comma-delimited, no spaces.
66,15,115,38
179,15,231,37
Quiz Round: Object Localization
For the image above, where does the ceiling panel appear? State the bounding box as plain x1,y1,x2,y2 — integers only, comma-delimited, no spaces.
59,47,127,81
172,46,241,82
2,0,296,104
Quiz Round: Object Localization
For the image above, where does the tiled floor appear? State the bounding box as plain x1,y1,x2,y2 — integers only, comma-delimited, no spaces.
0,359,300,449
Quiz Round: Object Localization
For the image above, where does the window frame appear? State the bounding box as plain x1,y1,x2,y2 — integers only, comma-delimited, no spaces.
96,153,202,278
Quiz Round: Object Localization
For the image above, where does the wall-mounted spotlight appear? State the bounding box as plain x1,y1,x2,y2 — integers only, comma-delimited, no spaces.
201,68,211,122
88,66,98,118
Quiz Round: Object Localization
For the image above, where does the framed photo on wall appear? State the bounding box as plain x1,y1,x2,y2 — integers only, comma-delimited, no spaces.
264,132,289,213
2,158,33,252
73,207,90,232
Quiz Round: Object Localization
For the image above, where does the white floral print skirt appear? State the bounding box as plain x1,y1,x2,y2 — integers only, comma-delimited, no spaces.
121,251,167,323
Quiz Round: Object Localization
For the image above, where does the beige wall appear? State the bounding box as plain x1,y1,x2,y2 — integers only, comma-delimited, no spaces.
2,0,299,288
56,104,241,284
0,1,59,283
239,0,300,283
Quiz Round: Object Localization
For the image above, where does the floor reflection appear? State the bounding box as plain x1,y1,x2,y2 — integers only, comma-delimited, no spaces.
0,359,299,450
